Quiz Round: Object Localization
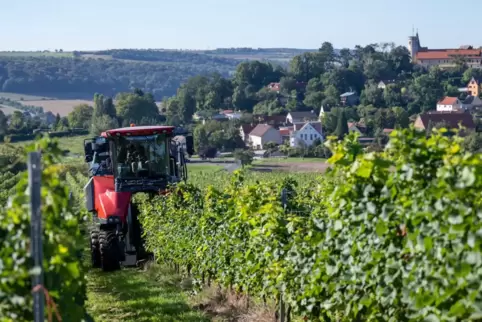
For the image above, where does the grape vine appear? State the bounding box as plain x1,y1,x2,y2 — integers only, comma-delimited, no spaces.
0,137,88,322
137,128,482,321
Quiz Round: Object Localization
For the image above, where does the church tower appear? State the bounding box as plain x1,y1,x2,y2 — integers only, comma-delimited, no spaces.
408,29,420,62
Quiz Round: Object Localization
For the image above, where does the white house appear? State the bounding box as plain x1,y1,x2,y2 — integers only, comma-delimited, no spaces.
436,96,462,112
290,122,323,147
248,124,282,150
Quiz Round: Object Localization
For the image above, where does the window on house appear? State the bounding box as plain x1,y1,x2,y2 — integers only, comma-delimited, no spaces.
310,134,313,140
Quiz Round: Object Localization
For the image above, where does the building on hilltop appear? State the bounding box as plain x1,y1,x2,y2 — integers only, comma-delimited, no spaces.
408,31,482,69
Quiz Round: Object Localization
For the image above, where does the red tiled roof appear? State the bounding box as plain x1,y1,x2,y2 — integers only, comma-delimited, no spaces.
437,96,459,105
416,49,481,60
249,124,274,137
419,112,475,129
222,109,234,114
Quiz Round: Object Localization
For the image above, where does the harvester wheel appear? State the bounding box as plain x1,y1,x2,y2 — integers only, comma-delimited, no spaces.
90,230,101,268
99,229,121,271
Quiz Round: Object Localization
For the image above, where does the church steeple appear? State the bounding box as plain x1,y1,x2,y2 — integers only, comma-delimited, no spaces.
408,28,421,62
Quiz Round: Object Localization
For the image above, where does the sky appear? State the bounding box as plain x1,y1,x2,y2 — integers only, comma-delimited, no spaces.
0,0,477,51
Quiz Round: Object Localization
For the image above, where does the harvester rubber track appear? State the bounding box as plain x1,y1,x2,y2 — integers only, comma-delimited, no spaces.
99,229,121,271
90,230,101,268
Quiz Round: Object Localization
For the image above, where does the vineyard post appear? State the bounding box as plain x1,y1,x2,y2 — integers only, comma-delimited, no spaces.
29,152,44,322
279,188,288,322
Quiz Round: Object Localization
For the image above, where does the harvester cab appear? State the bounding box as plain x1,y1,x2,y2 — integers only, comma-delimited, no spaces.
83,125,194,271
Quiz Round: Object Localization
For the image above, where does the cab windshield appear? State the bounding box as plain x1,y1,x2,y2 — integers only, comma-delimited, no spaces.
113,134,169,179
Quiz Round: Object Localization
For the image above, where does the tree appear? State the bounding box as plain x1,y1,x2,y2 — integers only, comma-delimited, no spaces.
338,48,352,67
233,149,254,167
279,76,298,94
391,106,410,128
93,93,105,118
91,115,119,135
322,85,340,107
410,74,444,112
388,46,412,75
54,113,61,130
290,52,325,82
383,84,404,107
68,104,94,128
233,61,281,90
319,41,336,68
360,83,384,107
103,97,116,118
115,90,159,123
462,68,482,84
0,110,7,136
463,132,482,153
334,109,349,139
8,111,26,133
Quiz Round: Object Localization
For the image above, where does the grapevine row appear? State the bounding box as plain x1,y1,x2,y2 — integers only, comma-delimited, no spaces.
137,129,482,321
0,138,88,321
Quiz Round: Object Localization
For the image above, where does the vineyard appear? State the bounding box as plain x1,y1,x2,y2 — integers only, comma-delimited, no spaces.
135,129,482,321
1,128,482,321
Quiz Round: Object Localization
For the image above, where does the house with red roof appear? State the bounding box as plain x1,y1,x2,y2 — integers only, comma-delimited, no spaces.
436,96,463,112
248,124,282,150
414,111,475,131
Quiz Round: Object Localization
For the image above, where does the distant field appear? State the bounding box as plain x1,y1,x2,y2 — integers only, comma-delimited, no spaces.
20,100,93,116
207,54,294,62
0,104,22,115
0,92,53,101
10,135,89,155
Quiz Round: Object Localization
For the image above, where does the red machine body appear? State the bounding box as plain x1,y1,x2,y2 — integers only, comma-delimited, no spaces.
92,175,132,223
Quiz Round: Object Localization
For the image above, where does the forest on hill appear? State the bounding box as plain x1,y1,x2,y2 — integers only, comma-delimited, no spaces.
0,48,312,100
0,52,238,100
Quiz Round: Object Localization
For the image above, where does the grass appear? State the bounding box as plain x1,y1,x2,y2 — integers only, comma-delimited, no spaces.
187,164,224,172
86,262,209,322
254,157,326,163
9,135,90,155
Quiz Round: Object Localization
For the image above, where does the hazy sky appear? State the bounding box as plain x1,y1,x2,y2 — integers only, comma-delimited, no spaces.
0,0,475,51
